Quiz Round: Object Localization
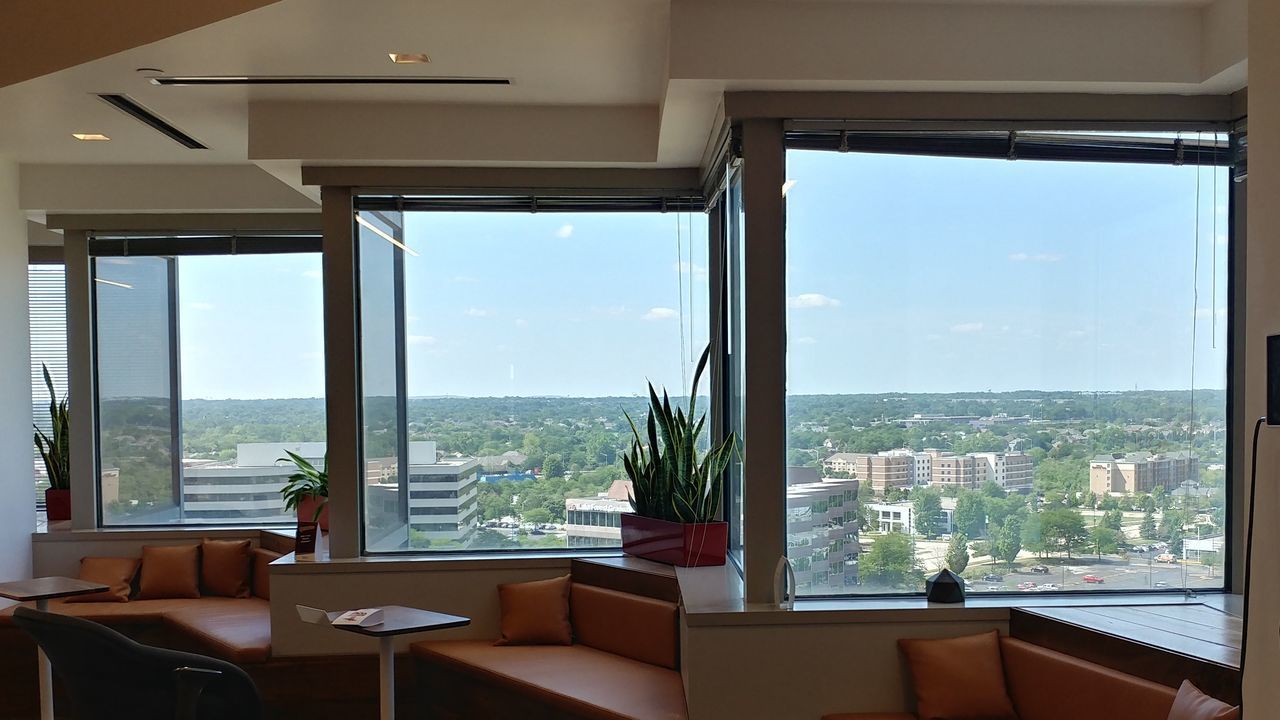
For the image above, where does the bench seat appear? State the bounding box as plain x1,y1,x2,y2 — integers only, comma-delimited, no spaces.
0,597,271,664
413,640,687,720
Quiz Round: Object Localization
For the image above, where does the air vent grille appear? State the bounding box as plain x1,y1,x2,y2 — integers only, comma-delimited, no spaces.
97,94,207,149
150,76,510,87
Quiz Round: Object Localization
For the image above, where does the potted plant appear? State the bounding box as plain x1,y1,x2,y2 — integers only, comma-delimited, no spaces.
279,450,329,531
621,345,737,567
33,364,70,522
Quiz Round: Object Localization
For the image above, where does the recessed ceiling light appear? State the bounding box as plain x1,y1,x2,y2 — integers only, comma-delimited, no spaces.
388,52,430,64
72,133,110,141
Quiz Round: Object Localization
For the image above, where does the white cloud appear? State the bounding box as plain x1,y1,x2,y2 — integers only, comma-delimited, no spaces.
514,318,528,328
674,261,709,280
407,335,437,346
787,293,842,309
795,336,817,345
189,302,215,311
1009,252,1063,263
302,270,323,280
950,322,984,334
464,307,491,317
643,307,678,321
556,224,575,238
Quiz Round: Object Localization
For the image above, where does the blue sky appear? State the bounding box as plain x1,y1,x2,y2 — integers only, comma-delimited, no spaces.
162,147,1228,400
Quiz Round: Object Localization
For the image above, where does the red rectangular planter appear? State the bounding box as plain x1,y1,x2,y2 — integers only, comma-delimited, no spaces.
620,513,728,567
44,488,70,522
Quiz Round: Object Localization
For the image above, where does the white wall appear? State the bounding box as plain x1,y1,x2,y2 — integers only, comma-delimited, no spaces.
682,617,1009,719
1245,0,1279,711
0,160,34,582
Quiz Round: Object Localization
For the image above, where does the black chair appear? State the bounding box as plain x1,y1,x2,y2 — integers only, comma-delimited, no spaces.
12,606,261,720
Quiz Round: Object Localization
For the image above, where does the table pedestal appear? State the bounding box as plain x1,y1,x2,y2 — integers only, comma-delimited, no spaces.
379,636,394,720
36,597,51,720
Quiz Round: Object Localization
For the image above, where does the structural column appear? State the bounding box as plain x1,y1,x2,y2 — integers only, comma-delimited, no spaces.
0,160,34,580
739,119,787,604
321,186,361,559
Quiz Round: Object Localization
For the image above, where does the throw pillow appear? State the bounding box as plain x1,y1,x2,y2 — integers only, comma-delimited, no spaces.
65,557,140,603
136,544,201,599
1167,680,1240,720
898,630,1018,720
493,574,572,646
201,539,253,598
252,548,282,600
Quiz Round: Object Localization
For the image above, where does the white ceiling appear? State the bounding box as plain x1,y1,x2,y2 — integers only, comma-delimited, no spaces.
0,0,1247,215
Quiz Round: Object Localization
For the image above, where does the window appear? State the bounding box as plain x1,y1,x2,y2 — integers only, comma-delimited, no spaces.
354,200,707,553
784,131,1232,596
92,241,325,525
722,171,747,568
29,263,68,511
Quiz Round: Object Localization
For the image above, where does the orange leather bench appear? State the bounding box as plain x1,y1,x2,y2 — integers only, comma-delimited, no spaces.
412,582,688,720
0,596,272,664
824,635,1181,720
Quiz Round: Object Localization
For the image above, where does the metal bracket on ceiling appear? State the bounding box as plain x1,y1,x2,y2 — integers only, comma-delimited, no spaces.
531,196,538,214
661,197,668,214
122,238,129,257
230,235,238,255
1007,131,1018,161
1174,138,1186,166
838,130,849,153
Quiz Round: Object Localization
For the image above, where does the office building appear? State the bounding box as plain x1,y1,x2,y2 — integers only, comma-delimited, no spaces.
1089,451,1200,495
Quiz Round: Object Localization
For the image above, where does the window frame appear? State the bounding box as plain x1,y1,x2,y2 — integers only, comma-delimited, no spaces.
348,194,712,556
87,232,324,528
775,126,1240,599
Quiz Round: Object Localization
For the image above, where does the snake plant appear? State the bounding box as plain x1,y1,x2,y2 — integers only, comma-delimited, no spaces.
623,345,737,524
33,363,69,491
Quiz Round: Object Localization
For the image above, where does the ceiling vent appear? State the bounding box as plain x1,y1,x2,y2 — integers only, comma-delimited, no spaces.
97,94,207,149
149,75,510,87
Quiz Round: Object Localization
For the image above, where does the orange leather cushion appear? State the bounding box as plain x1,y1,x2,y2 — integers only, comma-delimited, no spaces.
821,715,917,720
200,539,252,598
163,598,272,664
65,557,140,603
1167,680,1239,720
413,639,688,720
495,575,572,646
1000,637,1175,720
898,630,1016,720
570,583,678,670
252,548,281,600
137,544,201,600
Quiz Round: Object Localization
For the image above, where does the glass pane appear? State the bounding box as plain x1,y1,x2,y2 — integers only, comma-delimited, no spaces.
785,140,1230,596
177,254,326,524
357,206,709,552
95,257,178,524
30,265,68,509
725,176,746,566
358,210,411,551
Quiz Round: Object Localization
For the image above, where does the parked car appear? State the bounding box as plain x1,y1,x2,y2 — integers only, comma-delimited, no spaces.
1030,565,1051,574
983,586,1002,592
1037,583,1060,591
982,574,1004,582
1083,574,1105,584
1132,544,1149,553
1155,553,1178,564
1154,581,1170,588
1017,581,1037,591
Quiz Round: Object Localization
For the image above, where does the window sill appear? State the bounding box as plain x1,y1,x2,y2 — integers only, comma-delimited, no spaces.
676,563,1235,628
31,525,291,541
271,549,624,575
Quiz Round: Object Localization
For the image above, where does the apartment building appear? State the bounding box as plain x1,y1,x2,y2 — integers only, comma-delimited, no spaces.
1089,451,1200,495
972,452,1035,491
928,451,984,489
823,450,925,493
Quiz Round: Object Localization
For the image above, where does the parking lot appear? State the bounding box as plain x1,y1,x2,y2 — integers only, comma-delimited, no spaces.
963,552,1220,592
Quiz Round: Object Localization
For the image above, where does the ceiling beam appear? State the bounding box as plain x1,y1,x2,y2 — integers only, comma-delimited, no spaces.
0,0,281,88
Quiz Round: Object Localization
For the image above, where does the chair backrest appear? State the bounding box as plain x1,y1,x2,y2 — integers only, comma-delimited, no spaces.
1000,636,1176,720
13,606,261,720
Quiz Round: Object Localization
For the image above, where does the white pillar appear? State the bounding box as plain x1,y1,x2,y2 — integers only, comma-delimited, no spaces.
0,160,35,581
1245,0,1280,709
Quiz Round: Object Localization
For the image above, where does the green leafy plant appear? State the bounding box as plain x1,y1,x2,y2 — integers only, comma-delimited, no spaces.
622,345,737,524
278,451,328,522
33,363,69,491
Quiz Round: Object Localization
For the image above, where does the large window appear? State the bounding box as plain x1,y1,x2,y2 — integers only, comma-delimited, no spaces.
355,200,708,553
784,131,1232,596
29,262,68,511
92,239,325,525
